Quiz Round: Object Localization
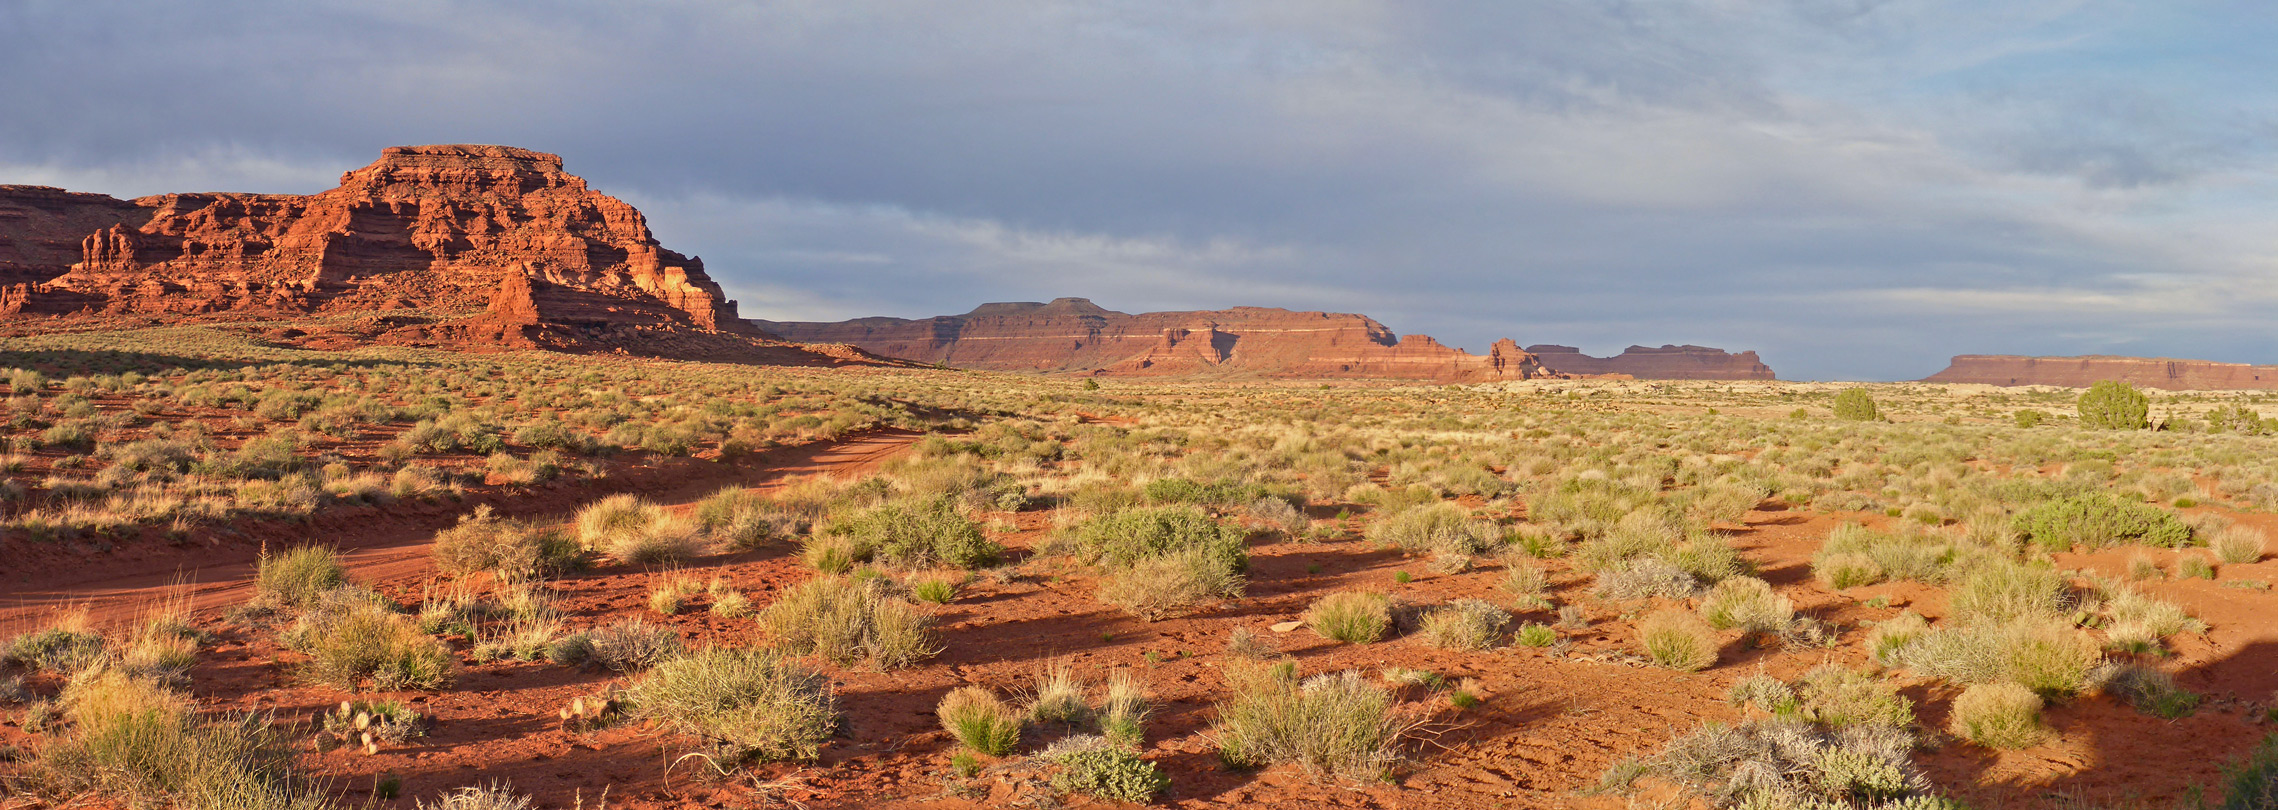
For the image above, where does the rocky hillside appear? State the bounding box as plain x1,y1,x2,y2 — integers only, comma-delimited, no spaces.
1524,344,1774,380
758,298,1776,383
0,145,881,366
1923,354,2278,390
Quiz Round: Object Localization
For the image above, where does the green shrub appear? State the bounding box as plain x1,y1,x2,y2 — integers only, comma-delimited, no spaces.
255,546,347,609
2012,493,2190,551
2014,409,2049,428
430,506,580,580
938,685,1021,756
1637,609,1717,671
2105,663,2201,719
1833,389,1880,422
2077,380,2149,430
829,496,999,569
1891,620,2098,696
282,590,451,691
758,577,939,669
1513,623,1558,647
1061,505,1247,574
1948,682,2047,749
630,646,837,763
7,624,106,674
1306,591,1392,644
1415,599,1510,651
1212,666,1410,778
1044,735,1168,803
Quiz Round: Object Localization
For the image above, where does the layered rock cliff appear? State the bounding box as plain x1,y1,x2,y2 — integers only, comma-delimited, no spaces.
1524,344,1776,380
0,146,873,365
758,299,1775,383
1923,355,2278,391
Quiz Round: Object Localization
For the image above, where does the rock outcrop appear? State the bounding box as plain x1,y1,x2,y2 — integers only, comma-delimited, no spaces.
0,146,876,365
1524,344,1776,380
1923,355,2278,391
759,299,1777,383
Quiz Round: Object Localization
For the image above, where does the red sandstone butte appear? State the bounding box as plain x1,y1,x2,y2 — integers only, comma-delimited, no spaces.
0,145,882,366
758,298,1776,383
1923,354,2278,391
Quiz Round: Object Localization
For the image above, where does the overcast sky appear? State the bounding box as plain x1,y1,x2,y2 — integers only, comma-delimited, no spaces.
3,1,2271,380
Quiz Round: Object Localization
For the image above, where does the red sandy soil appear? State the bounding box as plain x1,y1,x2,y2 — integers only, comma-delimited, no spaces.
7,473,2277,808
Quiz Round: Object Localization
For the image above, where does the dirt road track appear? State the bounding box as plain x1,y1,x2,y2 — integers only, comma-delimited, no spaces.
0,428,921,628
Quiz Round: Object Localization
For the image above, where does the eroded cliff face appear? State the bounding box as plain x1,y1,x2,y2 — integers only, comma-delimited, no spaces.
1524,344,1776,380
760,299,1771,383
1923,355,2278,391
0,146,862,364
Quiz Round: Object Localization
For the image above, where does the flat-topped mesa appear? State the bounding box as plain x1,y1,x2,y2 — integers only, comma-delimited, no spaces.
760,302,1571,383
1524,344,1776,380
0,145,770,354
1924,354,2278,391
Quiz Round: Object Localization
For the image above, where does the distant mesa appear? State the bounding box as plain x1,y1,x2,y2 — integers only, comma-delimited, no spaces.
1924,354,2278,391
0,145,890,367
757,299,1776,383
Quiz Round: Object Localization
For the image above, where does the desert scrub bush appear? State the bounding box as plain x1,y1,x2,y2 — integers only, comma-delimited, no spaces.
2077,380,2150,430
2103,662,2201,719
758,576,939,669
1060,505,1247,574
938,685,1022,756
1636,609,1718,672
1946,559,2067,625
2215,525,2268,564
6,614,106,674
2091,581,2205,652
1099,669,1150,746
254,546,347,609
1832,388,1881,422
552,618,685,672
1513,622,1559,647
1415,599,1510,651
1630,718,1934,808
693,486,796,550
29,667,335,810
1025,660,1091,724
1790,666,1915,728
2012,493,2190,551
575,494,706,565
1499,558,1549,597
630,646,836,763
1948,682,2047,749
1043,735,1169,803
1097,548,1244,621
1812,523,1953,587
431,506,581,581
283,590,452,690
827,495,999,569
1366,502,1500,557
1212,665,1413,779
1306,591,1392,644
416,782,531,810
1593,557,1702,601
1696,576,1792,634
1866,612,1930,668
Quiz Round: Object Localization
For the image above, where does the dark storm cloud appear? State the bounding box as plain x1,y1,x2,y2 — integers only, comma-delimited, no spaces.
3,0,2271,380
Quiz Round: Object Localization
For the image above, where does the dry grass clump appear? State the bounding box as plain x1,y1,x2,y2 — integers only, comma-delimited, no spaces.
5,611,107,675
254,546,347,609
938,684,1022,756
1886,619,2099,696
1636,609,1718,672
1026,660,1091,725
630,646,837,763
27,667,334,810
693,486,798,550
2214,525,2268,564
1947,682,2048,749
1622,718,1931,807
552,617,685,672
1415,599,1510,651
758,576,939,669
1367,502,1500,557
431,505,580,581
1945,559,2066,625
1696,576,1792,634
575,494,706,566
416,782,531,810
1306,591,1392,644
1211,665,1414,779
1097,549,1244,621
1810,523,1953,589
281,589,452,691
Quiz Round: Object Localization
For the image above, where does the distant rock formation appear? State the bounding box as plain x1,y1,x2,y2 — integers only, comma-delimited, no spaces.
1523,344,1776,380
0,146,883,366
759,298,1777,383
1923,355,2278,390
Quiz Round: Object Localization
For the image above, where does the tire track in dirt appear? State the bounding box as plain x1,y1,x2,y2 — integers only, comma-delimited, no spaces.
0,429,921,628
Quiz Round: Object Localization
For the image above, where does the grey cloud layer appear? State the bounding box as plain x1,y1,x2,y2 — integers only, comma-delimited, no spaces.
3,0,2270,379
